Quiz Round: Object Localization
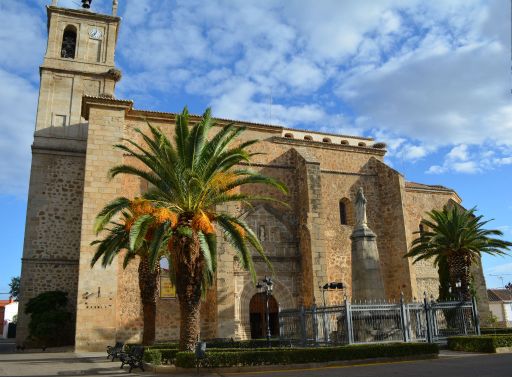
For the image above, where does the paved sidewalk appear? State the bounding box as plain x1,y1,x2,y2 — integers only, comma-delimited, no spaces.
0,351,157,377
0,339,15,354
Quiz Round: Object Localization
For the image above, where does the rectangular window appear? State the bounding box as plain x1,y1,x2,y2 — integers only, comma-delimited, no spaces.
54,114,67,127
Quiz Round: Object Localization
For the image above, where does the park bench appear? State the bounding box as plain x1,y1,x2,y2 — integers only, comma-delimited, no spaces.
119,345,145,373
106,341,124,361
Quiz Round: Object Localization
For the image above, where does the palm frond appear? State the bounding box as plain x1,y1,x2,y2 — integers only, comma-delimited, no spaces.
93,197,131,234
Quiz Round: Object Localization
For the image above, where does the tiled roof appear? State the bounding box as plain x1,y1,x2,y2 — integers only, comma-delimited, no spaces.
405,181,453,192
488,289,512,302
82,96,376,140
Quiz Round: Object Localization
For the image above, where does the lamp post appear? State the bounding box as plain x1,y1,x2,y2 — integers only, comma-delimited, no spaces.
256,276,274,346
455,279,462,301
319,282,345,307
318,282,344,343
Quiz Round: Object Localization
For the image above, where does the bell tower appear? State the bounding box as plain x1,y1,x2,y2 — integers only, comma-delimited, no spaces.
35,0,121,137
17,0,121,348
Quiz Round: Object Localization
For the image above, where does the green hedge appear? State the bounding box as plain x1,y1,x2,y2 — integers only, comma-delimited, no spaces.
149,347,284,365
448,335,512,353
481,328,512,335
151,339,285,350
149,342,179,349
143,349,162,365
205,339,287,349
175,343,438,368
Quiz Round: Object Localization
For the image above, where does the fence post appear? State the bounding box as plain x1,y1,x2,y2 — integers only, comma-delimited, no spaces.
344,297,354,344
471,295,481,336
312,304,318,343
323,306,329,343
423,293,433,343
278,307,284,340
299,305,306,346
399,292,410,342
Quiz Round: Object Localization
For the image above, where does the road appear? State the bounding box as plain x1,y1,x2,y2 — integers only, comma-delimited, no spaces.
223,353,512,377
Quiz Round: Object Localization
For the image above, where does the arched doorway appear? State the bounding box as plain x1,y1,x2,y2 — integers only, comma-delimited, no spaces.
249,293,279,339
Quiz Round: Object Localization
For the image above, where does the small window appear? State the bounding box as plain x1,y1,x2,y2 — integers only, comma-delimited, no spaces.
340,140,349,145
304,135,313,141
339,197,353,226
339,201,347,225
322,137,331,143
358,142,366,147
61,25,77,59
284,133,294,138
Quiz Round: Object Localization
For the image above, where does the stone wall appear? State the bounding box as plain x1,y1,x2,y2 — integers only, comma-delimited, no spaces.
370,159,417,300
17,151,85,345
402,187,458,299
75,105,128,351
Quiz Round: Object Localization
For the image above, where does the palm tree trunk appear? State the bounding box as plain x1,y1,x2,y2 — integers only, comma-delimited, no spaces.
447,253,471,301
138,256,160,345
173,233,204,351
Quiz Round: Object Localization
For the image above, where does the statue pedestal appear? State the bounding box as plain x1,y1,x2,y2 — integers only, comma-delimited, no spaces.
350,225,386,301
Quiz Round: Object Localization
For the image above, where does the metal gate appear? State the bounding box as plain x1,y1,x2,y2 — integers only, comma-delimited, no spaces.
279,295,480,345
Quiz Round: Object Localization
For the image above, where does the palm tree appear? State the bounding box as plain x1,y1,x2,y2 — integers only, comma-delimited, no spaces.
406,205,512,300
93,107,287,350
91,197,175,345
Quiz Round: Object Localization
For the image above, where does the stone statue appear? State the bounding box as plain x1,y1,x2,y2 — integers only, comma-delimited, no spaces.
355,187,367,227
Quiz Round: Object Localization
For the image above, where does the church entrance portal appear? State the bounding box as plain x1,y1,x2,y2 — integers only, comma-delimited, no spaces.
249,292,279,339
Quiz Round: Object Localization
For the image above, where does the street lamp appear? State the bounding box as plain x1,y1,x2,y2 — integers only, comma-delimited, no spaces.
318,282,344,343
456,279,462,301
256,276,274,346
319,282,344,307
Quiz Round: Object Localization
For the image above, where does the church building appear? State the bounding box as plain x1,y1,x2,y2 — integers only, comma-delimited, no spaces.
17,2,490,351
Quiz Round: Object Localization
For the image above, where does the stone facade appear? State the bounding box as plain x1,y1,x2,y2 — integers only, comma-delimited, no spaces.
18,3,490,350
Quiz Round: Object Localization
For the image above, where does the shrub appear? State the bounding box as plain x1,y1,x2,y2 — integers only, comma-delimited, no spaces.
25,291,73,348
150,347,276,365
205,339,286,349
448,335,512,353
143,349,162,365
175,342,438,368
149,342,179,349
158,349,180,364
481,327,512,335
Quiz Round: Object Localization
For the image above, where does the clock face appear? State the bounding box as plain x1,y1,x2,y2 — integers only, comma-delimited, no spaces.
89,28,103,40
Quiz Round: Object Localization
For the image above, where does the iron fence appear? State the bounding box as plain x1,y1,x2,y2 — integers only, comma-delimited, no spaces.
279,295,480,345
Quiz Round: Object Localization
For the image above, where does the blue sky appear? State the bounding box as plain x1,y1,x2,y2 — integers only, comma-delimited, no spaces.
1,0,511,296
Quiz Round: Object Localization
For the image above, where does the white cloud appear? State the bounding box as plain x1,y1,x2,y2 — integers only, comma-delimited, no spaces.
487,262,512,275
447,144,469,161
0,69,38,196
3,0,512,197
494,157,512,166
0,1,45,196
428,144,481,174
0,1,45,77
451,161,479,173
399,145,430,161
